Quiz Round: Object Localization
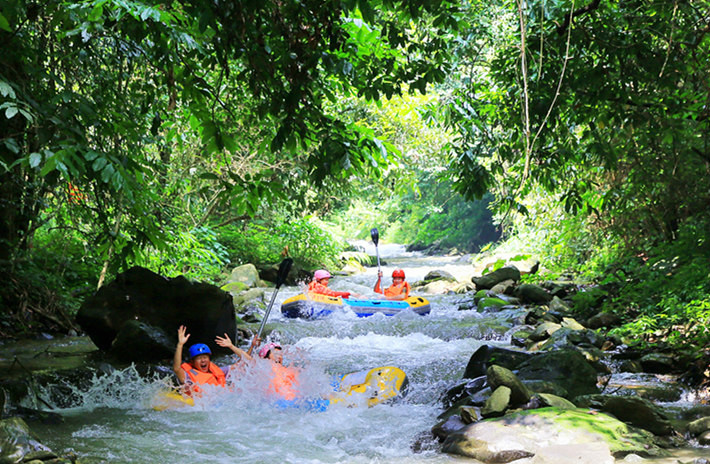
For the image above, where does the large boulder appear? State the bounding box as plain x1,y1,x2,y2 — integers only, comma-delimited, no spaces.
442,407,663,462
76,266,237,361
227,263,261,288
515,350,600,399
463,346,599,400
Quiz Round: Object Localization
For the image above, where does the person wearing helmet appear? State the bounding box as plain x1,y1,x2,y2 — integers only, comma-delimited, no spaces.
172,325,254,395
307,269,352,299
258,342,300,401
374,269,411,300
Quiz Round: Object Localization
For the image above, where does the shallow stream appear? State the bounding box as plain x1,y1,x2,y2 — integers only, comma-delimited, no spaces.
26,244,710,463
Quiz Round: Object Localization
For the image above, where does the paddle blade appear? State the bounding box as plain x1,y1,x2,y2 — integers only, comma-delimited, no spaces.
370,228,379,245
275,258,294,288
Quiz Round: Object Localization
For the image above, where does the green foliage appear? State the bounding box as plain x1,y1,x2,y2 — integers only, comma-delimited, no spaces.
393,191,499,252
217,217,345,271
594,215,710,351
141,226,230,284
438,0,710,248
340,251,375,267
324,91,500,253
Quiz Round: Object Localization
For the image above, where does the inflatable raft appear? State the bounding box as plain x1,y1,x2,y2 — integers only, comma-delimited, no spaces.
151,365,408,411
280,293,431,319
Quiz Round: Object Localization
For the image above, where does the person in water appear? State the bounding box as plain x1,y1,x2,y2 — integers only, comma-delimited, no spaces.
258,342,300,401
374,269,411,300
172,325,253,394
307,269,352,299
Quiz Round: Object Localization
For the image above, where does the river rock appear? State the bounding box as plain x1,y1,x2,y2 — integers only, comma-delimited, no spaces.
76,266,237,361
548,296,570,312
522,380,570,398
481,385,511,418
639,353,678,374
528,321,562,342
423,270,457,281
432,415,467,441
460,406,480,424
473,289,488,303
463,345,532,379
534,392,576,409
604,375,683,402
0,417,56,463
442,407,662,461
516,349,600,399
232,288,265,310
686,416,710,436
227,263,261,288
489,279,515,295
341,260,366,275
486,365,532,405
560,316,586,330
525,307,562,324
538,327,606,353
586,311,621,329
442,376,488,408
472,266,521,290
574,394,673,436
419,279,458,294
477,297,507,312
514,283,553,304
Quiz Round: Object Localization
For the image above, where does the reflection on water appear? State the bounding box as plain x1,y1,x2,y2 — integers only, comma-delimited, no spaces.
31,251,710,463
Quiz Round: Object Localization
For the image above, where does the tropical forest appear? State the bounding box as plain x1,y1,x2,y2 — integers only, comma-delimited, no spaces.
1,0,709,463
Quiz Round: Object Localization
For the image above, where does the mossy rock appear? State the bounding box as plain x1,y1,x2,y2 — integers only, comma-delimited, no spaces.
221,281,248,294
477,297,507,311
442,407,665,461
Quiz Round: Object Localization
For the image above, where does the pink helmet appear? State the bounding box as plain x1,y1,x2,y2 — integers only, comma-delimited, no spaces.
313,269,331,280
258,342,281,358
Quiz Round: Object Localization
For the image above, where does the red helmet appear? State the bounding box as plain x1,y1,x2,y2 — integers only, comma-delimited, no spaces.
392,269,405,279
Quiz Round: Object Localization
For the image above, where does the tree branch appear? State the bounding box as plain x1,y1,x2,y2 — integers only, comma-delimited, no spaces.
556,0,602,35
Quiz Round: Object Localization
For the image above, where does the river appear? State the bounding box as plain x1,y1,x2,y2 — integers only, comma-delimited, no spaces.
29,244,710,463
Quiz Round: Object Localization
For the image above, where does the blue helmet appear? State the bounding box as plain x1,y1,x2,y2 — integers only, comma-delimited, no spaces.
188,343,211,358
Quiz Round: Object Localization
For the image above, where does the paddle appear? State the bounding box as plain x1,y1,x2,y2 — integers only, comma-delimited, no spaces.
247,257,293,355
370,228,381,274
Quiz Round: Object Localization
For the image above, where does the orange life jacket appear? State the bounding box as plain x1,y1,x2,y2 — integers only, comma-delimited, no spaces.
375,279,411,299
384,281,411,299
308,281,350,298
181,361,226,395
268,363,299,400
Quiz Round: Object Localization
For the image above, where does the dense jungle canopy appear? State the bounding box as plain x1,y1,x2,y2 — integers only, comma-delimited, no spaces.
1,0,709,354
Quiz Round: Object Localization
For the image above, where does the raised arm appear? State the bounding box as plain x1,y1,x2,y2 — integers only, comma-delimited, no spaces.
216,333,253,361
374,270,384,295
173,325,190,384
